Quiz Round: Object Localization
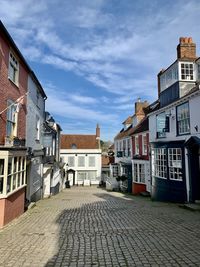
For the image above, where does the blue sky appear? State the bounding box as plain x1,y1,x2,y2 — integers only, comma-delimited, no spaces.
1,0,200,141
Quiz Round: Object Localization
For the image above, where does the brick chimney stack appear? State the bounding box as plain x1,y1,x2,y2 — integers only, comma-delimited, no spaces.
177,37,196,59
135,100,149,122
96,124,100,149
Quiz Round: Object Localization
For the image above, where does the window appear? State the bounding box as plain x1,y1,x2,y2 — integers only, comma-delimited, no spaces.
68,156,75,167
77,172,86,181
123,140,126,157
89,156,95,167
8,52,19,85
142,135,147,155
127,139,131,157
198,63,200,81
135,136,139,154
36,116,40,141
6,100,18,138
0,159,4,194
151,148,167,179
177,102,190,135
78,156,85,167
88,171,97,181
133,163,145,183
181,63,194,80
0,156,26,196
71,144,77,149
168,148,182,181
112,165,118,177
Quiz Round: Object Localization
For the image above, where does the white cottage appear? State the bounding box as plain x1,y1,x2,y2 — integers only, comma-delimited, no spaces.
60,125,102,186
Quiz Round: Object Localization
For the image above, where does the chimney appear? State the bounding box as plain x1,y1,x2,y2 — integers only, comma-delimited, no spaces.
177,37,196,59
135,100,149,122
96,124,100,149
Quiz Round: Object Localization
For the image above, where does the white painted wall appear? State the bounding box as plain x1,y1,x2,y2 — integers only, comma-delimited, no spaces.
149,92,200,143
60,149,102,185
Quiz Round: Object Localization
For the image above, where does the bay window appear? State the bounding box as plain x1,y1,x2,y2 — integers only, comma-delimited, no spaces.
0,151,26,197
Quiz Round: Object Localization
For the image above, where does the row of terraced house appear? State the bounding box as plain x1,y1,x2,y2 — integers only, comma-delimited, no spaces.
111,37,200,204
0,21,103,228
0,21,65,228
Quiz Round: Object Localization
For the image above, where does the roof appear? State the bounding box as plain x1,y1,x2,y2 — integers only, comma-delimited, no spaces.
0,21,47,99
114,125,133,140
61,134,98,149
129,116,149,135
122,116,132,125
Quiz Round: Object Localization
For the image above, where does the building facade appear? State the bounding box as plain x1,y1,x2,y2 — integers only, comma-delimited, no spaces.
26,73,47,203
0,21,29,227
60,125,101,186
130,116,150,194
149,37,200,203
113,99,149,193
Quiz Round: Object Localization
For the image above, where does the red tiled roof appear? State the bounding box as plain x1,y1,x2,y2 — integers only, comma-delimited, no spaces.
61,134,98,149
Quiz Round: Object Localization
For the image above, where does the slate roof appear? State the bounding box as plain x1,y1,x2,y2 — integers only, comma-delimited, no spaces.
129,116,149,136
114,125,133,140
61,134,98,149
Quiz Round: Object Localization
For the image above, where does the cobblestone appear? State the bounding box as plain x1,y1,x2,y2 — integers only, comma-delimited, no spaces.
0,187,200,266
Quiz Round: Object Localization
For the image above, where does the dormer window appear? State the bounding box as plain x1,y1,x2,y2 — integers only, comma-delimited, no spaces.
71,144,77,149
180,63,194,80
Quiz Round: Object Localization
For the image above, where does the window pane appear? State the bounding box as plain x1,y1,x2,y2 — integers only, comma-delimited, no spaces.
78,156,85,167
89,156,95,167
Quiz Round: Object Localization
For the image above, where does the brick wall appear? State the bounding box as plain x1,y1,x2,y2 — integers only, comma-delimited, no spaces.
0,187,25,228
0,33,28,145
132,133,149,160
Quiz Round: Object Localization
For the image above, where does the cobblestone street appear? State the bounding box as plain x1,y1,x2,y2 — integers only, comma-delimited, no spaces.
1,187,200,267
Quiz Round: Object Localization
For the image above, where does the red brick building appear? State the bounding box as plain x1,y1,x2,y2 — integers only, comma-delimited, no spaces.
0,21,29,227
130,116,150,194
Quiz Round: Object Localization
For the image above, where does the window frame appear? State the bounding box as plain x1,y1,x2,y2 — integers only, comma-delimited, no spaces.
176,102,190,136
133,163,145,184
88,156,95,167
142,134,147,155
6,100,18,138
0,154,26,198
8,52,19,86
135,135,139,155
78,156,85,167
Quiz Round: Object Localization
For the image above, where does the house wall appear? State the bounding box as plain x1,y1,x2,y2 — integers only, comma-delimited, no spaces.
60,149,102,185
25,75,45,202
149,93,200,143
114,137,132,164
0,32,28,145
132,132,149,160
0,187,25,228
149,92,200,202
26,75,45,149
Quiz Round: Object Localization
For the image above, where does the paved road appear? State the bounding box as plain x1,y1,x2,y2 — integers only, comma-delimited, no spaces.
1,187,200,267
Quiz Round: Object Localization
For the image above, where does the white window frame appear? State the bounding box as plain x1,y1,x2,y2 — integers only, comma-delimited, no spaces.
78,156,85,167
180,62,194,81
135,135,139,155
88,156,95,167
6,100,18,138
8,52,19,85
36,115,40,141
142,134,147,155
133,163,145,184
177,102,190,135
168,148,182,181
151,148,167,179
0,154,26,197
68,156,75,167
